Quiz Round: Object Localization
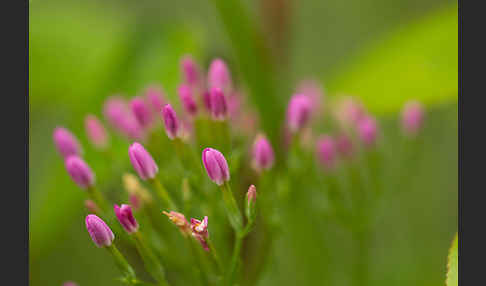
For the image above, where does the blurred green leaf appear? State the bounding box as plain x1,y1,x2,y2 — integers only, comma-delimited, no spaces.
326,5,458,114
446,233,458,286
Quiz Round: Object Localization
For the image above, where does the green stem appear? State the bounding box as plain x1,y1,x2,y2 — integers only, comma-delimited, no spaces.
207,237,223,274
149,178,177,211
133,232,170,286
106,244,137,284
226,217,255,285
220,182,243,232
353,228,370,286
187,236,211,286
226,233,244,285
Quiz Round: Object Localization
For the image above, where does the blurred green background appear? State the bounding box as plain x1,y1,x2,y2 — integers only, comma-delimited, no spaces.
29,0,457,285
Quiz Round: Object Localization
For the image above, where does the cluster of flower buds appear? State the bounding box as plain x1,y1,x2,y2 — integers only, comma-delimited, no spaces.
53,53,427,285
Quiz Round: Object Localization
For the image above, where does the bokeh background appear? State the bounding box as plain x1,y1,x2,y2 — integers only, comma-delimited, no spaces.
29,0,458,285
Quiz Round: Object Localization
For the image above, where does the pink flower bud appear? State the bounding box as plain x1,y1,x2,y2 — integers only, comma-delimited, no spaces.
286,94,312,133
163,211,191,235
53,127,82,158
180,55,202,87
63,281,78,286
252,134,275,172
114,204,139,234
296,79,324,116
128,142,158,180
84,115,109,150
178,84,198,116
145,85,166,113
401,100,425,136
202,148,230,185
202,89,211,112
84,200,101,214
209,87,228,121
130,97,154,128
246,185,257,206
357,116,378,147
207,58,232,92
85,214,114,248
190,216,209,251
316,135,337,169
161,104,181,140
336,133,354,158
65,156,95,189
103,97,144,140
245,185,257,220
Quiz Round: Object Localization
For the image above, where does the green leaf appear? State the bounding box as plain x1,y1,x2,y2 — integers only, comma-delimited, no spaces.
446,232,458,286
326,5,458,114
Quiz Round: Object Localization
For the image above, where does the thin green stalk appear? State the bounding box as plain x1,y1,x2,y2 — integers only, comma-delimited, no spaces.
353,228,370,286
220,182,243,232
226,217,255,285
149,178,177,211
207,237,223,274
133,231,170,286
226,233,244,285
187,236,211,286
106,244,137,284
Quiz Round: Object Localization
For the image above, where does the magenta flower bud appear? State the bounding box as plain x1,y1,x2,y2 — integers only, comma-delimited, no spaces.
53,127,82,158
401,100,425,136
181,55,202,87
209,87,228,121
190,216,209,251
63,281,78,286
207,58,232,91
177,84,198,116
145,85,166,113
128,142,159,180
84,115,109,150
251,134,275,172
286,94,312,133
161,104,181,140
357,116,378,147
336,133,354,158
65,156,95,189
130,97,153,128
202,148,230,185
85,214,114,248
296,79,324,115
103,97,144,140
202,89,211,112
316,135,337,169
114,204,139,234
